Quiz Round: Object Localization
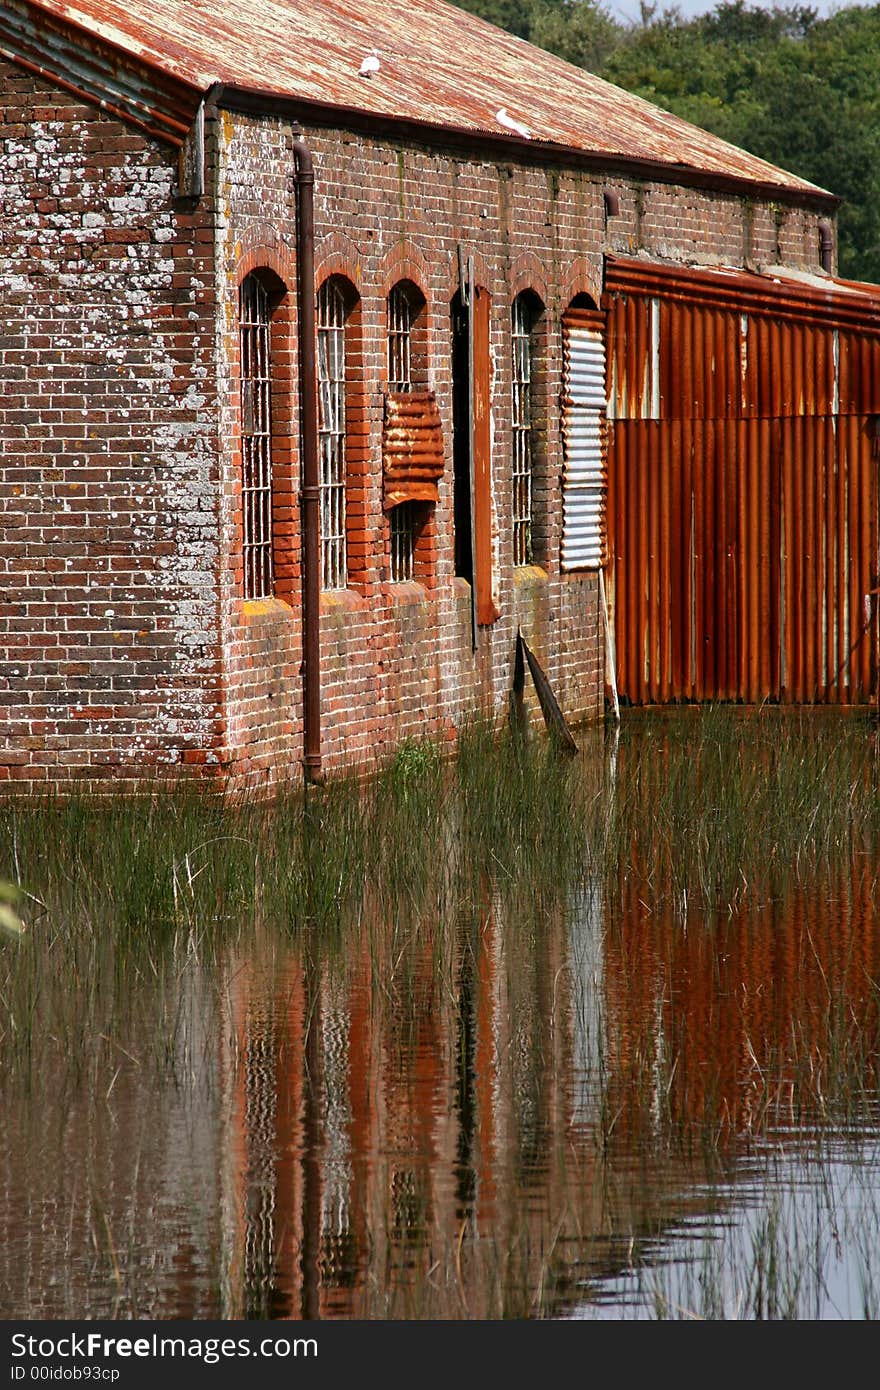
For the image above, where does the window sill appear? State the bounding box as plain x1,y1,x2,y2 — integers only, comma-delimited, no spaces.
320,588,368,615
514,564,549,589
240,596,294,626
382,580,428,606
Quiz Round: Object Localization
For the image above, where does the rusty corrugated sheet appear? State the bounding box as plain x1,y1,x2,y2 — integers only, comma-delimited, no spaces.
561,307,607,571
5,0,832,198
604,261,880,706
382,390,444,510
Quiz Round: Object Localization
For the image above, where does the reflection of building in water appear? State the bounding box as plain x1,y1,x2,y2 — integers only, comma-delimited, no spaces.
216,888,593,1317
219,966,307,1318
0,966,224,1319
8,836,880,1317
214,846,880,1318
567,878,606,1128
602,858,880,1146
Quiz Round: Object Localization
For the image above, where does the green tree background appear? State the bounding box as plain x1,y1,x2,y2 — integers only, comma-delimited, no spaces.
452,1,880,281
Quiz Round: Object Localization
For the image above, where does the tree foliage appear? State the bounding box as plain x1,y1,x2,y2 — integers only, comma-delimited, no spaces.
452,1,880,281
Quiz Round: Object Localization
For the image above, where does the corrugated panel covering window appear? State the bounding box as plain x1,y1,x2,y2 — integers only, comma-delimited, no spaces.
382,390,444,510
561,309,607,570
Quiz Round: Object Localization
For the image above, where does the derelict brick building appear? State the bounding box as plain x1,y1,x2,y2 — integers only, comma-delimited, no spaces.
0,0,870,792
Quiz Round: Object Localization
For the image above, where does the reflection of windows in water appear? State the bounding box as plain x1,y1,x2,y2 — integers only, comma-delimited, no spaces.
320,1221,359,1291
390,1169,429,1247
242,1008,279,1318
319,998,356,1290
512,1017,547,1182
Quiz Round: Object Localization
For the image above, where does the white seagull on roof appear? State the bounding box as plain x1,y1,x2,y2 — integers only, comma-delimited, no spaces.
359,51,381,77
495,108,531,139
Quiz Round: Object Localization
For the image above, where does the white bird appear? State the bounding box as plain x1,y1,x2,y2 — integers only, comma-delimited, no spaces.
495,107,531,139
359,51,381,77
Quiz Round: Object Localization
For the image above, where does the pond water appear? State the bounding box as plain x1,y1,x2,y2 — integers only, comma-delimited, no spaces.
2,711,880,1320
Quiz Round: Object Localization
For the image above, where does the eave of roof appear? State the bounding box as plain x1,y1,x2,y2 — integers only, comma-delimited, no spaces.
4,0,836,206
605,256,880,331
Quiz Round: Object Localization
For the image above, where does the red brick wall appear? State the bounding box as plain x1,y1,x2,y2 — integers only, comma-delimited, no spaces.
0,60,223,790
1,55,834,791
213,113,831,788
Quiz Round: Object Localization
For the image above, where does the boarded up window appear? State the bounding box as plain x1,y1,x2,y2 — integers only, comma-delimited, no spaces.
561,309,607,571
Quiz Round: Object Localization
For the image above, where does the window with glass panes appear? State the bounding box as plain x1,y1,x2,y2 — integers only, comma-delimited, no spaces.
388,284,416,394
240,274,274,599
318,279,348,590
511,294,535,567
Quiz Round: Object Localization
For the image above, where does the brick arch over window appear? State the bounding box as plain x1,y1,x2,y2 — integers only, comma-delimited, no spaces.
314,230,365,288
236,264,296,604
236,234,296,294
444,250,490,304
509,255,549,311
316,273,368,591
560,257,603,315
378,243,431,302
511,288,549,567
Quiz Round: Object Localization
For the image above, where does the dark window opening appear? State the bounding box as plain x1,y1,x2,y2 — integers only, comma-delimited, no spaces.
451,289,473,585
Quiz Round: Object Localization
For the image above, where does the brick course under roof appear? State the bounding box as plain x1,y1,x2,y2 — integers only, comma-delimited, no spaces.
11,0,831,199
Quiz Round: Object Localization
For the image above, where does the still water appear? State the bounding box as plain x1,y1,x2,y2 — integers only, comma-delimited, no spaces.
2,712,880,1319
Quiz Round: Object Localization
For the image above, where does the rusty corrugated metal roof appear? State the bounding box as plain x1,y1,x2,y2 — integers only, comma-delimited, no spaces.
606,256,880,329
8,0,833,200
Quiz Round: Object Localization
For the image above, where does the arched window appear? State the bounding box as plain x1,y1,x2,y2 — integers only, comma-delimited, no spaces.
318,277,349,590
511,290,547,568
387,280,426,393
239,273,275,600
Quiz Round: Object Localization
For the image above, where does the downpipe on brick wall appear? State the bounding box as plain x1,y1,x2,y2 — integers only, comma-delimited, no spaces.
203,93,322,783
293,132,323,784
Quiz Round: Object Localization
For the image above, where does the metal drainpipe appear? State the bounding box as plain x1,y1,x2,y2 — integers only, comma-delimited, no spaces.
293,132,322,784
819,219,834,274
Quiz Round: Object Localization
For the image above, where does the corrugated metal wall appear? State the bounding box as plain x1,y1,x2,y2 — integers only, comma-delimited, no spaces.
603,260,880,705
